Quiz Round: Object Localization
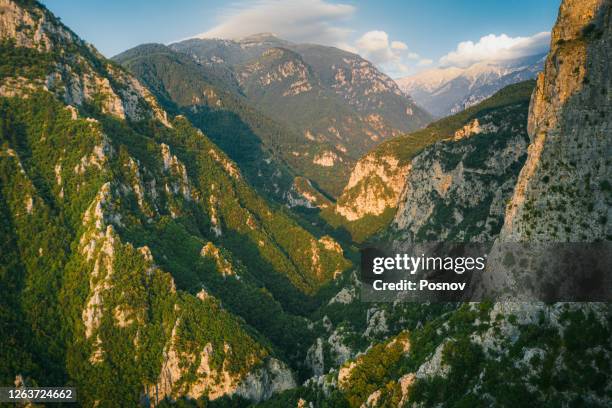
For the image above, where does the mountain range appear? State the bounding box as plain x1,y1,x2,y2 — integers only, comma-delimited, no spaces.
396,53,546,117
115,33,431,198
0,0,611,406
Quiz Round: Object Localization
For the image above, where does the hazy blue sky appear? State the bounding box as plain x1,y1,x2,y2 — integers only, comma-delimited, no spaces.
43,0,561,77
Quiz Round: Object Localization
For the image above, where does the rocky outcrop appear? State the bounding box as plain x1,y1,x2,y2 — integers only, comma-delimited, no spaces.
336,331,410,393
453,118,499,140
500,0,611,242
0,0,75,51
235,358,297,402
306,326,354,378
390,112,528,242
306,338,325,377
335,153,410,221
239,48,313,95
0,0,169,124
286,176,332,209
149,318,272,405
201,242,235,277
313,151,340,167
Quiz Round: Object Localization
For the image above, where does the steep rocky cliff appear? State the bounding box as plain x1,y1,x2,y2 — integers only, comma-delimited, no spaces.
501,0,611,242
0,0,169,124
327,81,535,242
335,153,410,222
474,0,612,301
390,101,529,242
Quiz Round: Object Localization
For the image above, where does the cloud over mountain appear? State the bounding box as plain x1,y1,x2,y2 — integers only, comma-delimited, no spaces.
193,0,355,45
440,32,550,67
352,30,424,76
188,1,550,78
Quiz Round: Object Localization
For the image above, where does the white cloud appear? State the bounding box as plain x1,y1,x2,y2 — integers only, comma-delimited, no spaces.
355,31,395,61
351,30,421,76
417,58,433,66
189,1,423,77
193,0,355,46
440,32,550,67
391,40,408,51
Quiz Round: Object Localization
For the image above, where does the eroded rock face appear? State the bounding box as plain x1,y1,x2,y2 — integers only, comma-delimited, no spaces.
500,0,611,242
235,358,297,402
313,151,340,167
149,323,280,405
453,119,499,141
335,153,410,221
306,338,325,377
0,0,170,124
0,0,73,51
390,114,529,242
474,0,611,301
239,48,314,95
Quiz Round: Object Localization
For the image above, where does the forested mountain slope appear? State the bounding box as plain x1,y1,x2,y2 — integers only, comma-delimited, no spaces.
0,0,350,405
114,43,299,203
118,34,431,198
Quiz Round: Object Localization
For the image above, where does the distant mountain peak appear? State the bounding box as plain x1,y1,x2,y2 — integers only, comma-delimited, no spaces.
396,53,546,117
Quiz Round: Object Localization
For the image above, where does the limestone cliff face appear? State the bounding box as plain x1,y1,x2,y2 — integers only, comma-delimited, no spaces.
235,358,297,402
390,103,529,242
0,0,72,51
150,326,294,405
501,0,611,241
335,153,410,221
331,80,535,239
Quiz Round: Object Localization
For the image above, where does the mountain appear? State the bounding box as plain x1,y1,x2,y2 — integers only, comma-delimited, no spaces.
0,1,351,405
1,0,611,407
499,3,610,243
396,53,546,117
479,0,612,296
260,1,611,406
326,80,535,242
113,43,298,203
130,33,432,197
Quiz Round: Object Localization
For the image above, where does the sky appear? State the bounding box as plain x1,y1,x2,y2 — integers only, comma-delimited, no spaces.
42,0,561,78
